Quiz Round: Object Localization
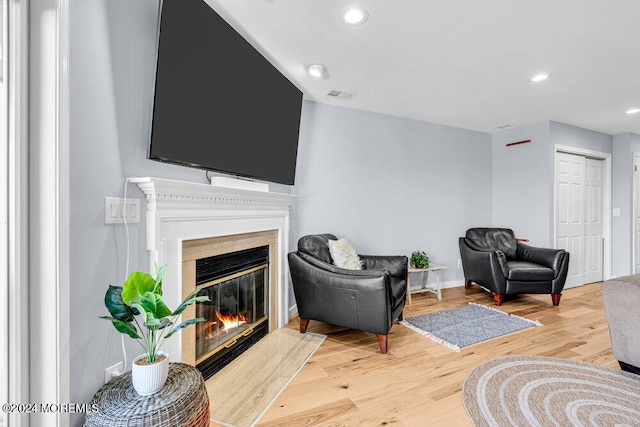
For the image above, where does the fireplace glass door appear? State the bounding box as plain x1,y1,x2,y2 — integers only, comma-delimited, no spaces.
193,245,269,378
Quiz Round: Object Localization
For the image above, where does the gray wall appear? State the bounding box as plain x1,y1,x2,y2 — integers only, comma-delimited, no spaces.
492,121,613,248
492,122,552,246
550,121,613,154
612,132,640,276
292,101,493,285
70,0,200,422
69,0,289,423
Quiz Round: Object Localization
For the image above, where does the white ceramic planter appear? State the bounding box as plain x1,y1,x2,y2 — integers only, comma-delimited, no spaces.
131,351,170,396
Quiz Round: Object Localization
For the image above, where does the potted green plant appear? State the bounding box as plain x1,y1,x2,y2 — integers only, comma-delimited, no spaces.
100,265,210,395
410,251,430,269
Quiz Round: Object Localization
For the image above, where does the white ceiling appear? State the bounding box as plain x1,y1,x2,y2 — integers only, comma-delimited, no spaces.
206,0,640,135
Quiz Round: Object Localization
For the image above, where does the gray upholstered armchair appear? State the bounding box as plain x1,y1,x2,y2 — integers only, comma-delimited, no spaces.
459,228,570,306
288,234,407,353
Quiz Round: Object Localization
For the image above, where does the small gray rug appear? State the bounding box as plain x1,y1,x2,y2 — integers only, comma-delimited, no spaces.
401,302,541,351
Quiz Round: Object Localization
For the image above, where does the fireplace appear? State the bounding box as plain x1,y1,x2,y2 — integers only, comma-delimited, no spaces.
180,230,280,377
131,177,297,364
194,246,269,379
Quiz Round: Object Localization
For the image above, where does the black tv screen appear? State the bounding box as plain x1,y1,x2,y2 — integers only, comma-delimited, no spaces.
149,0,303,185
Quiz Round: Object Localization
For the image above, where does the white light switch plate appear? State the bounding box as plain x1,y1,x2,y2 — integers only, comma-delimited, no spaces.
613,208,621,217
104,197,140,224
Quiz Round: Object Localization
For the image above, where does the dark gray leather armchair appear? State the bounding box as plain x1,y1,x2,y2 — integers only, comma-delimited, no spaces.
288,234,407,353
459,228,570,306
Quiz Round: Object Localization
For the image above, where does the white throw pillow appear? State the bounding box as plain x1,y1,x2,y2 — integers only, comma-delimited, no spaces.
328,239,363,270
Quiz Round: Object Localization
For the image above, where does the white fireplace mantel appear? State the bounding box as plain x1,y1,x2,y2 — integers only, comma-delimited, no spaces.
130,176,298,361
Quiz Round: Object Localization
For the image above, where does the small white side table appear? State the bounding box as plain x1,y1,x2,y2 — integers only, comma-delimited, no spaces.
407,263,448,304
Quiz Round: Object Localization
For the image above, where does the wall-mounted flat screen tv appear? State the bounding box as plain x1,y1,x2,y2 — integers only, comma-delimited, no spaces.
148,0,303,185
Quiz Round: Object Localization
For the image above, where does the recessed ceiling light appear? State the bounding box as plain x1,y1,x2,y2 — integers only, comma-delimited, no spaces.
625,108,640,115
341,7,368,25
530,72,552,83
307,64,327,78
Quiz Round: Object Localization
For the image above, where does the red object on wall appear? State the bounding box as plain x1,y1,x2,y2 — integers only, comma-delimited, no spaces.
506,139,531,147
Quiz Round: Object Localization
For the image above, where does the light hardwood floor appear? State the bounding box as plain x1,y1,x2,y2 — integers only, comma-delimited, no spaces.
214,282,617,426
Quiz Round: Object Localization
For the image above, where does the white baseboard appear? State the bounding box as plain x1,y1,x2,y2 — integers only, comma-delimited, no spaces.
408,279,465,291
288,304,298,321
441,279,465,289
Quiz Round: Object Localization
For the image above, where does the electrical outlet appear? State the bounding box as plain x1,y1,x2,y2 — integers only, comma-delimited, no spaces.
457,258,462,268
104,197,140,224
104,361,124,384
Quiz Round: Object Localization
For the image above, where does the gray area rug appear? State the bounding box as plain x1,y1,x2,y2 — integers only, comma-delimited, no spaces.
401,302,540,351
463,355,640,427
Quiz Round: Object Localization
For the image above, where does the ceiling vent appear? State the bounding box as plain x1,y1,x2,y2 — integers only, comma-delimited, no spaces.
326,89,356,100
496,124,515,130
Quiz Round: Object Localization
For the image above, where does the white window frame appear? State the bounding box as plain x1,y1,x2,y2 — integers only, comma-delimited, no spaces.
28,0,70,426
5,0,30,425
5,0,69,425
1,0,9,422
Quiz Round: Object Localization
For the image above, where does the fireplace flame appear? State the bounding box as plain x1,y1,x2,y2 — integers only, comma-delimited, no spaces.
215,311,248,334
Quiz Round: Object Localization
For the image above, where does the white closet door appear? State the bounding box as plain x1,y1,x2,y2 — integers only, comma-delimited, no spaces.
583,158,604,284
556,152,604,288
556,152,585,288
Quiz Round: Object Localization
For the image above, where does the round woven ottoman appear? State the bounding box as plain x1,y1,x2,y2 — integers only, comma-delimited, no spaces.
84,363,209,427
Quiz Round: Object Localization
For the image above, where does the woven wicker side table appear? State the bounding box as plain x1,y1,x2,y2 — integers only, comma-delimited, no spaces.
84,363,209,427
